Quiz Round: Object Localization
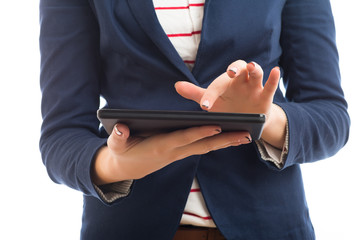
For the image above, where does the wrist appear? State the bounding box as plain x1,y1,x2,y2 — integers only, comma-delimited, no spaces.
91,146,127,185
260,104,287,149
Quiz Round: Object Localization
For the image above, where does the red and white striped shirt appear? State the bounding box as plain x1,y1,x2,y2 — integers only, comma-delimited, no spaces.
154,0,204,71
153,0,216,228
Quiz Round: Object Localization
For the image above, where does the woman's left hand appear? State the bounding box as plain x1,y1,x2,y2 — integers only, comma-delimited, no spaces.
175,60,287,149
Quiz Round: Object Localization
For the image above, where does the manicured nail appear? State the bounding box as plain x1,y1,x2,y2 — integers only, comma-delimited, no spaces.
228,67,238,75
114,125,123,136
239,136,252,144
202,100,210,109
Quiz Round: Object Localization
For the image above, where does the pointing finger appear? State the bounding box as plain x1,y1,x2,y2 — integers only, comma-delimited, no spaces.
200,72,230,110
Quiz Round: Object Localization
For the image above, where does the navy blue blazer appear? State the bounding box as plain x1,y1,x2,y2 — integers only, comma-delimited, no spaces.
40,0,350,239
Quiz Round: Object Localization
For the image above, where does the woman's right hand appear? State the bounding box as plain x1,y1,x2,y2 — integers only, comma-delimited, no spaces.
91,123,252,185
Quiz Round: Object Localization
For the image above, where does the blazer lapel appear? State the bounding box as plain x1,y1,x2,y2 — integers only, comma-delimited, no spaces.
127,0,197,83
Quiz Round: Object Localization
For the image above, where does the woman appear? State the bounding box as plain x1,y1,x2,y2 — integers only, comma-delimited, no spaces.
40,0,350,239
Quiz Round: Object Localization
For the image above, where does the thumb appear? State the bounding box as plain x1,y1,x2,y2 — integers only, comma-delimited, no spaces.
107,123,130,154
174,81,205,104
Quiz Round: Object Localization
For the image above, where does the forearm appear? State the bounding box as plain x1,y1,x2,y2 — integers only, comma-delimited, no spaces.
260,104,287,149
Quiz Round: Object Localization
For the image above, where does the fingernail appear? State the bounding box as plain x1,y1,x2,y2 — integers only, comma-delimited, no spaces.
228,67,238,75
215,128,222,133
202,100,210,109
114,125,123,136
239,136,252,144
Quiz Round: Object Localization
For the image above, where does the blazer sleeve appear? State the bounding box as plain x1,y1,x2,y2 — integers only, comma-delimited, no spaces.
39,0,110,202
273,0,350,170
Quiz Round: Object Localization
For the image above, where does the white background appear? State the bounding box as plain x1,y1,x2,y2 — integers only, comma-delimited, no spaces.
0,1,359,239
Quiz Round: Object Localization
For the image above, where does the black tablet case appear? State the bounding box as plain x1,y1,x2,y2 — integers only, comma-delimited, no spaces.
97,109,265,140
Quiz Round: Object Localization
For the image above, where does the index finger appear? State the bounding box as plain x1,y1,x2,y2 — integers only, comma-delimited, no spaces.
201,61,248,110
200,72,230,110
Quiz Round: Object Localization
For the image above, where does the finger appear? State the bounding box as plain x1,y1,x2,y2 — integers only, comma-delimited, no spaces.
107,123,131,154
202,60,248,110
226,60,248,78
246,61,264,87
161,125,222,149
174,131,252,159
175,81,205,104
200,72,231,110
263,67,280,101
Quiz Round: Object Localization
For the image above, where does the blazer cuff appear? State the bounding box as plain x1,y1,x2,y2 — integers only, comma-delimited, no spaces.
93,180,133,204
255,122,289,169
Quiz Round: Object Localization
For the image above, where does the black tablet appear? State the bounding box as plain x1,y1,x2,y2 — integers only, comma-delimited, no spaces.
97,109,265,140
